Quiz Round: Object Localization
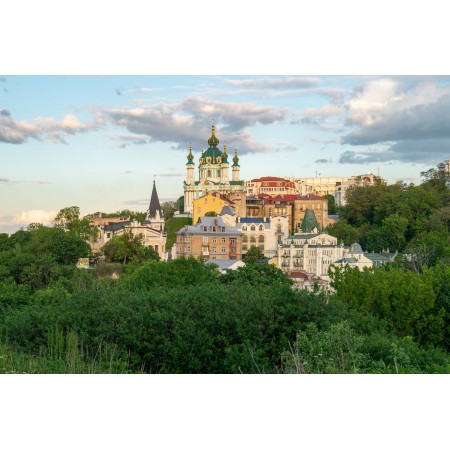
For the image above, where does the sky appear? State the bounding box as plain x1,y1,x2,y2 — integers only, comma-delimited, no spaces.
2,74,450,233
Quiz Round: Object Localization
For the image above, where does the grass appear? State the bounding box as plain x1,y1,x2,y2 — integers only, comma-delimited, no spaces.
165,217,192,250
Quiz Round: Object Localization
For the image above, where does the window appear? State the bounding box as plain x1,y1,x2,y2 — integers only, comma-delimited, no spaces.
258,235,265,243
222,238,226,243
207,169,211,177
242,245,248,251
202,237,208,245
242,226,247,231
250,235,256,243
242,235,248,243
203,226,207,232
212,238,217,243
259,225,264,231
251,225,256,231
212,247,217,253
106,232,111,238
155,245,158,253
221,248,226,253
230,238,236,244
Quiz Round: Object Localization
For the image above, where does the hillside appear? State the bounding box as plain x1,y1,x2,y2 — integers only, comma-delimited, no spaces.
165,217,192,250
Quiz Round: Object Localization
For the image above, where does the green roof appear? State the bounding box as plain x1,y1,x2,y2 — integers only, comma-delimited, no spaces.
300,209,320,233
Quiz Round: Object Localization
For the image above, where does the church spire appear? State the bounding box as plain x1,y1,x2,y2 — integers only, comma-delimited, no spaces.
187,143,194,164
148,179,164,220
207,120,219,148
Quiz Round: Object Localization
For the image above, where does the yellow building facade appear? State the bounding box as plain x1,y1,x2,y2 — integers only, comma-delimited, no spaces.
192,192,234,225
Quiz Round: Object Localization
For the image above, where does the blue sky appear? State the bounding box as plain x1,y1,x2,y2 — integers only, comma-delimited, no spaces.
2,75,450,233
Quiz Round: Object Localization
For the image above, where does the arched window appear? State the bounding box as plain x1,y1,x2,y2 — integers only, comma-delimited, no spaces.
242,235,248,243
251,225,256,231
242,225,247,231
259,225,264,231
258,235,265,243
207,169,211,177
250,235,256,243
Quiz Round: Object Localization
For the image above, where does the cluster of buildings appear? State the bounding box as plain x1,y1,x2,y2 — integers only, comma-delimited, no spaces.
88,123,395,289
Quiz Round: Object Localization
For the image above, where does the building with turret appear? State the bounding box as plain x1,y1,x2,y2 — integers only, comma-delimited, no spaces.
92,180,167,258
183,122,245,214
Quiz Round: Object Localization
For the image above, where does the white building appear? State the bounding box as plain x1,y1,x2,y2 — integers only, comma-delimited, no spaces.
94,181,167,259
277,232,345,280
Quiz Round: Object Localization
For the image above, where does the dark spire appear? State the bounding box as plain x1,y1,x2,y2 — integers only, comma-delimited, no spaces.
148,180,163,219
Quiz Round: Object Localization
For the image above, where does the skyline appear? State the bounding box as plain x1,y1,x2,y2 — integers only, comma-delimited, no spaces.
1,75,450,233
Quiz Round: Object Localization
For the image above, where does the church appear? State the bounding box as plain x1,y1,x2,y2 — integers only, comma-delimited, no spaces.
183,122,246,214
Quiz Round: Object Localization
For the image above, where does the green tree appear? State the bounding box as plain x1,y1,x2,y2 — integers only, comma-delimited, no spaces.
53,206,98,242
161,201,178,220
325,194,338,215
328,220,360,245
102,230,158,264
204,211,217,217
242,245,265,264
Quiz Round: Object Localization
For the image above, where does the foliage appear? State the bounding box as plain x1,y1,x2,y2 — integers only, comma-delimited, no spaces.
242,245,265,264
330,265,446,347
101,230,159,264
328,219,360,245
325,194,338,215
161,201,178,220
53,206,98,242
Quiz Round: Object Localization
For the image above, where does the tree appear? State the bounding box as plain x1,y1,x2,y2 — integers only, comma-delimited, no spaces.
53,206,98,242
102,230,158,264
325,194,338,215
204,211,217,217
176,196,184,213
161,202,178,220
242,245,265,264
328,220,360,245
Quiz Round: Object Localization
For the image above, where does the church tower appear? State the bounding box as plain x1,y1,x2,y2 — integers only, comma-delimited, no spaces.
232,146,240,181
146,179,165,231
183,121,245,214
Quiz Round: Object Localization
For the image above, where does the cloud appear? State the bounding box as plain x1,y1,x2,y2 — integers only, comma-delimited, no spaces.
315,159,330,163
0,77,6,82
0,178,10,183
342,79,450,145
223,77,320,90
104,96,288,154
339,139,450,164
0,111,101,144
0,209,57,226
300,104,345,117
115,87,163,96
155,172,184,177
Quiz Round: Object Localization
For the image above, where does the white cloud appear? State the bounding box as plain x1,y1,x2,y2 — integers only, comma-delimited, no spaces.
343,79,450,145
299,104,345,117
223,76,320,90
0,112,101,144
104,96,289,154
0,209,57,226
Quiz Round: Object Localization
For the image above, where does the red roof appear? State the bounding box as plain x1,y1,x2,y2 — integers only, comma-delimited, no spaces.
250,176,289,182
297,194,325,200
258,194,299,202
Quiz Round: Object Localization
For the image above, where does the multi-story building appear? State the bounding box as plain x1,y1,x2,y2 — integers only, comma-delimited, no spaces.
176,216,242,261
183,122,246,214
236,216,289,257
92,181,167,258
245,193,328,233
277,232,345,280
293,194,328,231
290,173,385,206
192,192,236,225
246,176,297,197
437,159,450,174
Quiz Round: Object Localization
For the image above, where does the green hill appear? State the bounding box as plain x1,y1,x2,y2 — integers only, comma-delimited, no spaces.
165,217,192,250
